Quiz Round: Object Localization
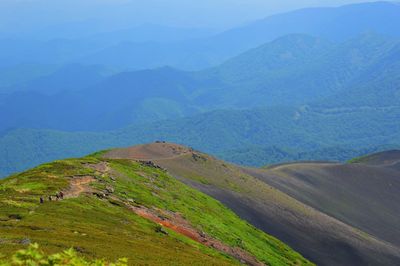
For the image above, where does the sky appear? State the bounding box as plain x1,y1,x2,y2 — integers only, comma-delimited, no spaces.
0,0,382,35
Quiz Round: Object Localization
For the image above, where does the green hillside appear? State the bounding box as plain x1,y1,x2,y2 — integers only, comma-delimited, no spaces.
0,152,311,265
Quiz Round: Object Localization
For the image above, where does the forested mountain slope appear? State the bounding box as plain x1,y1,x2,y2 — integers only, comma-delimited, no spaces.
1,33,399,132
2,103,400,178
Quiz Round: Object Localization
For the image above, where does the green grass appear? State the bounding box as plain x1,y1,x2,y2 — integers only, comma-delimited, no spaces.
107,159,311,265
347,154,370,164
0,155,312,265
0,159,236,265
1,243,128,266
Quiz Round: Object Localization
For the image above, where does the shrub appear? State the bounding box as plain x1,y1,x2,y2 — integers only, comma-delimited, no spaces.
1,243,128,266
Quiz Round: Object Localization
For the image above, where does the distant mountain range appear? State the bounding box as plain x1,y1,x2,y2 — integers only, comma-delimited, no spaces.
1,1,400,178
2,33,400,132
2,2,400,265
1,2,399,70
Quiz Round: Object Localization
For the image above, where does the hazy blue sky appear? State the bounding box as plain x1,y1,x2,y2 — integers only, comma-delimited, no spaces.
0,0,382,33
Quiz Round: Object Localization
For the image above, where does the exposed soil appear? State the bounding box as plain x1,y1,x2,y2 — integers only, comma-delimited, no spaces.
85,162,110,173
64,176,95,198
104,142,193,160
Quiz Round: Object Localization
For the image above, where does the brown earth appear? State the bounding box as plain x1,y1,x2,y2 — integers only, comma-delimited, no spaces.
105,143,193,160
85,161,110,173
63,176,96,198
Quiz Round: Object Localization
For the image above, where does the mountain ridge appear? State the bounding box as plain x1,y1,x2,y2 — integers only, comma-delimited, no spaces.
2,143,400,265
2,33,400,132
0,144,313,266
2,2,400,70
102,142,400,265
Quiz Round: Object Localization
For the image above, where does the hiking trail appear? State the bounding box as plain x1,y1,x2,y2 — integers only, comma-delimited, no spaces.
64,176,95,198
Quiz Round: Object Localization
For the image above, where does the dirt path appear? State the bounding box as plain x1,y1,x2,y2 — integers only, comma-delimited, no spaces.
64,176,95,198
85,162,110,173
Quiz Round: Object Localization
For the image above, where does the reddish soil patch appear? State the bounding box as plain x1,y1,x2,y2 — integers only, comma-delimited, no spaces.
128,205,265,266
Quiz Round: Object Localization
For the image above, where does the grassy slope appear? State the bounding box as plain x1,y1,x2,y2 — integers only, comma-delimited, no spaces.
103,144,400,266
0,154,310,265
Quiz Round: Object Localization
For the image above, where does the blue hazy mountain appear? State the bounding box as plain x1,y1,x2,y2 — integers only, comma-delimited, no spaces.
78,2,400,70
1,33,400,175
2,3,400,265
1,64,113,95
1,33,399,132
1,2,399,70
1,2,400,178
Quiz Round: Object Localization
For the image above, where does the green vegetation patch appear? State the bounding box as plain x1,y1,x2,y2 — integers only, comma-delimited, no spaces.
1,243,128,266
107,159,312,265
0,155,312,265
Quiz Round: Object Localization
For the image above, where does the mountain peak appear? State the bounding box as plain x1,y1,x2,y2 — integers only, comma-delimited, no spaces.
104,142,195,160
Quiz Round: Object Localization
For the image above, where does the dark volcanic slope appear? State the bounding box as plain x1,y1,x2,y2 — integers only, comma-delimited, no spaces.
245,160,400,247
351,150,400,167
104,143,400,266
